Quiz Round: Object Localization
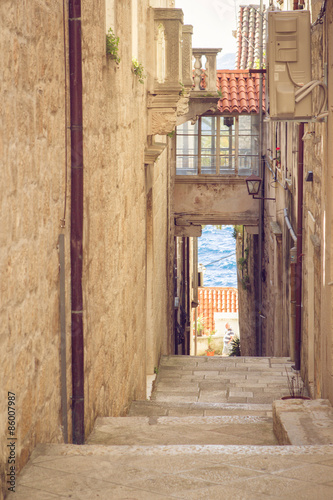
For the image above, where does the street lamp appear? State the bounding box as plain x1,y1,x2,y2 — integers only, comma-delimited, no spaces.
245,174,275,201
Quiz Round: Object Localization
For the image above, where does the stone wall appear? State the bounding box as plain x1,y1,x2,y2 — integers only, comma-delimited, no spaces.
236,229,258,356
0,1,176,497
0,2,69,495
300,0,329,399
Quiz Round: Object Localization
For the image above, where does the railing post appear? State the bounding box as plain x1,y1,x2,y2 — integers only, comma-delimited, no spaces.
193,53,202,91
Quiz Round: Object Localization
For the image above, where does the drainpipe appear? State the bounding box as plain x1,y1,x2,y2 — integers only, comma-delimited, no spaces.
69,0,84,444
294,122,304,371
258,0,264,356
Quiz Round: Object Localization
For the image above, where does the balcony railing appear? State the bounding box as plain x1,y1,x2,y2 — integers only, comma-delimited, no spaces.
192,48,222,93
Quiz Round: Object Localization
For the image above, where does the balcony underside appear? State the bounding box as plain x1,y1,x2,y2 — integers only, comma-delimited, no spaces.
173,176,259,225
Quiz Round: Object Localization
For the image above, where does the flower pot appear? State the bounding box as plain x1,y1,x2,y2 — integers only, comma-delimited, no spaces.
205,350,215,356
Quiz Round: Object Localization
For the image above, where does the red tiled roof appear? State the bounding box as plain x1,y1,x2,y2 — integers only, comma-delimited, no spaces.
235,5,266,70
197,287,238,334
217,70,265,114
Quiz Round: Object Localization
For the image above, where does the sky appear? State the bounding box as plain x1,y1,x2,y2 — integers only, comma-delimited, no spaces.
175,0,267,56
175,0,240,55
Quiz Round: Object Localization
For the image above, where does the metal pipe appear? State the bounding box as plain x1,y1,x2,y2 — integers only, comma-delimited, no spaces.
257,0,264,356
283,208,297,242
295,123,304,371
69,0,84,445
59,234,68,443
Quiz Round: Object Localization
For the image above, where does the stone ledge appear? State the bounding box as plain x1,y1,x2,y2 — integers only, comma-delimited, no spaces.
273,398,333,445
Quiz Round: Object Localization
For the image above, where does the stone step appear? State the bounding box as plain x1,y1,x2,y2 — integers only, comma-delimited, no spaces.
152,356,295,405
9,443,333,500
129,400,273,417
86,415,278,446
274,398,333,445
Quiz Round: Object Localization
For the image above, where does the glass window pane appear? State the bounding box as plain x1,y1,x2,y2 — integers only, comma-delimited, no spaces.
201,136,216,153
201,116,216,135
239,115,259,135
220,117,235,134
220,136,235,153
177,121,198,135
201,156,216,174
238,156,258,174
239,136,259,156
176,156,198,175
176,134,197,156
220,155,235,169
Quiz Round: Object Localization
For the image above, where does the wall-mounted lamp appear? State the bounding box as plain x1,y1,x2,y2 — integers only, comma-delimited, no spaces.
305,171,313,182
245,174,276,201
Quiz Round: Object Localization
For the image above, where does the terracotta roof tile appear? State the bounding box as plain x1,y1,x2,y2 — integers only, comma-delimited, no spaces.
197,287,238,334
235,5,266,70
216,70,265,114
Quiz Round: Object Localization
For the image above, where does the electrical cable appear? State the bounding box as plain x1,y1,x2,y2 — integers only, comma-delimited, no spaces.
311,0,327,28
286,63,328,120
203,252,236,267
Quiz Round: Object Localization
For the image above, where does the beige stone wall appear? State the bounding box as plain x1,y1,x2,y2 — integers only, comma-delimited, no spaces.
0,0,70,494
261,0,333,405
236,229,258,356
1,0,176,496
301,0,330,401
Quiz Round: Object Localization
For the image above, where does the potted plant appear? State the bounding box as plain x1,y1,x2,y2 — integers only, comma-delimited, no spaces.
205,334,215,356
229,336,241,357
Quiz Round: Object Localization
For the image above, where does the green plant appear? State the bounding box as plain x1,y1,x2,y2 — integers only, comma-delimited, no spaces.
179,81,186,96
232,225,243,239
240,274,250,290
238,247,250,290
106,28,120,64
229,337,241,356
196,314,205,337
154,366,159,375
238,247,249,270
167,130,175,138
132,57,146,84
217,90,223,97
206,334,214,352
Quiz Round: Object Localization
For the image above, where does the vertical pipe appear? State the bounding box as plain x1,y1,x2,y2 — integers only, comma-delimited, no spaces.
186,238,191,355
258,0,264,356
59,235,68,443
295,123,304,371
69,0,84,444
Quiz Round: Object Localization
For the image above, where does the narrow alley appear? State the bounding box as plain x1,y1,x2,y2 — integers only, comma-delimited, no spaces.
9,356,333,499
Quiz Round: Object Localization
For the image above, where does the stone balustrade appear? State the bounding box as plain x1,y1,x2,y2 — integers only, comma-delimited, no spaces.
192,48,222,92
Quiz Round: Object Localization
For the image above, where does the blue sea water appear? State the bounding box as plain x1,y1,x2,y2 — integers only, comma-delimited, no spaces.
198,225,237,287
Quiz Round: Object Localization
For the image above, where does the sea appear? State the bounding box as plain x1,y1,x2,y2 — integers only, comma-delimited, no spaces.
198,225,237,287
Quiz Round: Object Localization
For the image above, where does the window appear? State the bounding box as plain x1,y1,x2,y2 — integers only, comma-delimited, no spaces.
176,115,259,176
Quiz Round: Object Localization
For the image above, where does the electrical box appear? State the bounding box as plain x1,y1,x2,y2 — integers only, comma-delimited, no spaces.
267,10,312,120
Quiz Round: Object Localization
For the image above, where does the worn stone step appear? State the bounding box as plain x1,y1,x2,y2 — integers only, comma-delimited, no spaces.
129,400,273,417
274,398,333,445
86,415,277,446
9,443,333,500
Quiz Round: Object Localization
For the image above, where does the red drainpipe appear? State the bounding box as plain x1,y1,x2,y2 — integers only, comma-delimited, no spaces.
69,0,84,444
295,122,304,371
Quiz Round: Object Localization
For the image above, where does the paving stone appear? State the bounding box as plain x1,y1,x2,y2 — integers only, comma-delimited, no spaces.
9,357,333,499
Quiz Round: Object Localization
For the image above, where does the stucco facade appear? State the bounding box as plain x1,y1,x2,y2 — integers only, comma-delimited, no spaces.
0,0,183,495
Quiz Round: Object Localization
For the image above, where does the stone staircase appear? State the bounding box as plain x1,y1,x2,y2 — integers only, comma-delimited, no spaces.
87,355,292,448
8,356,333,500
